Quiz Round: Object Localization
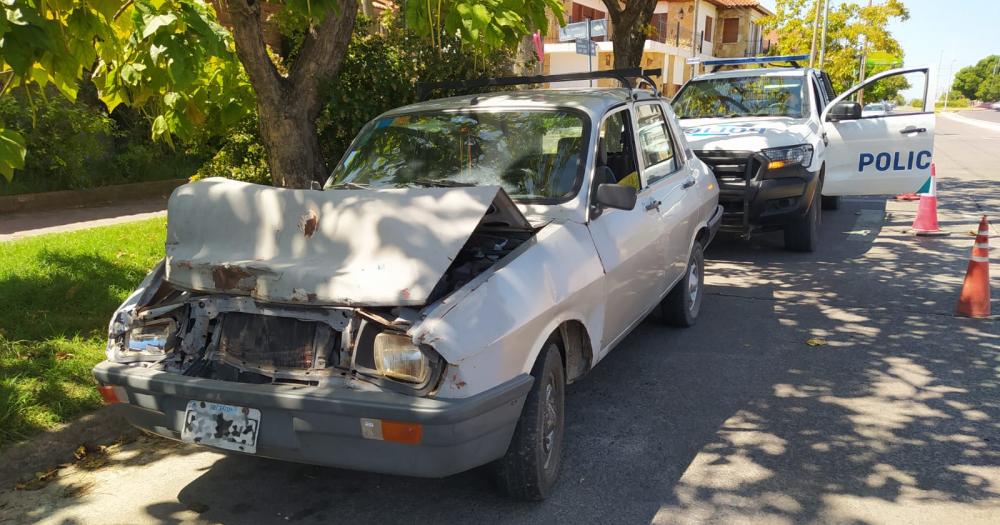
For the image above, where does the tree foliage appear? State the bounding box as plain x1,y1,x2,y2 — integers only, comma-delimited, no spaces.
0,0,250,181
0,0,563,187
952,55,1000,102
761,0,909,95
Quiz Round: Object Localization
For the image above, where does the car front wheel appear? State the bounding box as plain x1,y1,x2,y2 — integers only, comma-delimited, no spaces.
492,343,565,500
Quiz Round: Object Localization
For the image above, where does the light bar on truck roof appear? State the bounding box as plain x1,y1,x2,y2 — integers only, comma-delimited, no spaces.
701,54,811,71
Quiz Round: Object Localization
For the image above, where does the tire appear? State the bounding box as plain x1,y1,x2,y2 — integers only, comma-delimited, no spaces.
493,343,565,500
784,194,820,252
661,241,705,327
821,195,840,210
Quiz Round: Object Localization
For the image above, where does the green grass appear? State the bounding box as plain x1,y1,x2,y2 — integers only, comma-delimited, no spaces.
0,218,167,447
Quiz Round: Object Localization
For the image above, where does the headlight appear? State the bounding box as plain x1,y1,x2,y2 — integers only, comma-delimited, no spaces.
762,144,813,170
124,319,176,357
373,332,430,384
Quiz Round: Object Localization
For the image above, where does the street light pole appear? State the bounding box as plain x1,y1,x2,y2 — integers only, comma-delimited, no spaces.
809,0,821,68
818,0,830,68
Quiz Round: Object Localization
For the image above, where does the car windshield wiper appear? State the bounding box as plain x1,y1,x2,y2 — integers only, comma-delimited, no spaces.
327,181,369,189
404,178,477,188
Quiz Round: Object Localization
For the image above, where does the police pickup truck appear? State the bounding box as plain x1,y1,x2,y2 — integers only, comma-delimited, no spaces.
671,55,935,251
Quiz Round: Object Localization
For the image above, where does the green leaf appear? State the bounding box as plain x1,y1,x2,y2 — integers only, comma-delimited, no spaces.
471,4,491,26
150,42,167,64
141,14,176,39
0,128,27,182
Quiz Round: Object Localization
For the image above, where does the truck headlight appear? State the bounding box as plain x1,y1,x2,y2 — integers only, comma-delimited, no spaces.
124,319,176,357
373,333,430,384
762,144,813,170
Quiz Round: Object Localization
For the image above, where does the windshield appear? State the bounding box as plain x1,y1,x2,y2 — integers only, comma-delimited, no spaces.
672,75,808,119
326,109,588,202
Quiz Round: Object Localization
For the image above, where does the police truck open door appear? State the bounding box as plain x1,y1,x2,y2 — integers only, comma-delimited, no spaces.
821,66,935,196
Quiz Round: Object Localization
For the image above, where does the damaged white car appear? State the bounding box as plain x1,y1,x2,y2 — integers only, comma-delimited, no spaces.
93,70,722,500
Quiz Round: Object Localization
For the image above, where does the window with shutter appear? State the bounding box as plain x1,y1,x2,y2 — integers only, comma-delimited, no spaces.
722,18,739,43
704,15,713,42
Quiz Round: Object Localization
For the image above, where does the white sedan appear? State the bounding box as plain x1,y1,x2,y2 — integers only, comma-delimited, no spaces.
93,80,721,500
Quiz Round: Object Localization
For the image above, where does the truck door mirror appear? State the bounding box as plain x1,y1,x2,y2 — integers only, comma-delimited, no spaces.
827,101,862,122
594,183,638,211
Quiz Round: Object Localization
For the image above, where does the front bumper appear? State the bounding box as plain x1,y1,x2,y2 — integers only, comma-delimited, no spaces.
93,361,532,478
696,150,819,234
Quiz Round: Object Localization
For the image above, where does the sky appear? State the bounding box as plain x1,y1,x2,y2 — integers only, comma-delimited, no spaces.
759,0,1000,97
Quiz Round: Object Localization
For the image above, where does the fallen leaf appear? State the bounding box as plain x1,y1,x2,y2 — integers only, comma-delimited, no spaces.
806,338,828,347
55,352,74,361
969,230,978,236
15,467,60,491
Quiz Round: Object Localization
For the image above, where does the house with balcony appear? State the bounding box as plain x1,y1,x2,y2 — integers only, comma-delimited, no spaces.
542,0,775,96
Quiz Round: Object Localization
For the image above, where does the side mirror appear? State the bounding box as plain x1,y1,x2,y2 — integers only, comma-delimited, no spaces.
827,101,862,122
595,183,638,211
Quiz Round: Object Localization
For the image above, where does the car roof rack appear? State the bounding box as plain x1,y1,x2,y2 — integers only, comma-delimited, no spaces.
701,54,811,73
418,68,664,99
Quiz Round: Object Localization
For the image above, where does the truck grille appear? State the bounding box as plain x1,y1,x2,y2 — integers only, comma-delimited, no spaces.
218,313,336,370
695,150,760,232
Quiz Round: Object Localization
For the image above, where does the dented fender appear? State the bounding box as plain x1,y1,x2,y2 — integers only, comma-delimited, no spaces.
412,221,606,398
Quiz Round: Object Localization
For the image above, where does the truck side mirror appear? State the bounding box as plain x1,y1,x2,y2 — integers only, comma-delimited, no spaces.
827,101,862,122
594,183,638,211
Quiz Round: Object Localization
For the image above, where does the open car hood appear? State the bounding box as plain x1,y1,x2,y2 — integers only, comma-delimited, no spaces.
164,178,532,306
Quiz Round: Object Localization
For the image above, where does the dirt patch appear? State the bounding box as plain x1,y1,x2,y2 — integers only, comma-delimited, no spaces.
0,406,138,489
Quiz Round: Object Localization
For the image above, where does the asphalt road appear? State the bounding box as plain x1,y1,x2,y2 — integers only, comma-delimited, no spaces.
1,116,998,525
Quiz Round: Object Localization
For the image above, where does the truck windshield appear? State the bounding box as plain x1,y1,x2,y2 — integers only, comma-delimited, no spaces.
673,75,808,119
326,109,587,202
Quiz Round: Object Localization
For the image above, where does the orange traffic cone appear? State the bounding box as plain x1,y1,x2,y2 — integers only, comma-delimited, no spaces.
897,163,936,201
912,163,947,236
956,216,991,318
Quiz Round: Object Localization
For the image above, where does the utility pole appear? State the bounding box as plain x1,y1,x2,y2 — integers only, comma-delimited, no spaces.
818,0,830,68
809,0,821,68
691,0,701,78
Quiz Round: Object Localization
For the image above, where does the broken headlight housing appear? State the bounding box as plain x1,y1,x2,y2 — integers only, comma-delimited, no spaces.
122,319,177,360
762,144,813,171
373,332,430,384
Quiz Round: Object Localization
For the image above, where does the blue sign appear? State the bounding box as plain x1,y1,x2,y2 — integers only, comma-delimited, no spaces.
559,19,608,42
575,38,597,56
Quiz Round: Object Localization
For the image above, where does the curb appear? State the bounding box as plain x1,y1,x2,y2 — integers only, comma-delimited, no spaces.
939,111,1000,133
0,406,139,489
0,178,188,215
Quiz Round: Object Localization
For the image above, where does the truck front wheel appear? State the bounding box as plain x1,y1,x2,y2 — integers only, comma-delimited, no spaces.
784,196,820,252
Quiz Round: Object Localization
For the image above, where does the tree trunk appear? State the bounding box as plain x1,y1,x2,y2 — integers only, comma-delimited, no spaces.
602,0,658,70
215,0,358,188
513,35,538,76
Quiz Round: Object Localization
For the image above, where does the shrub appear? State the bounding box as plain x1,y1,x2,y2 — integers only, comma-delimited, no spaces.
0,93,115,194
192,117,270,185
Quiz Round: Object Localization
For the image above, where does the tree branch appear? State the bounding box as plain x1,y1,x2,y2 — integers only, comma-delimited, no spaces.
289,0,359,115
218,0,287,107
601,0,622,20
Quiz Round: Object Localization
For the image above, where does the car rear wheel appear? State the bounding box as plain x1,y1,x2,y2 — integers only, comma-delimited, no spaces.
661,241,705,327
492,343,565,500
784,195,820,252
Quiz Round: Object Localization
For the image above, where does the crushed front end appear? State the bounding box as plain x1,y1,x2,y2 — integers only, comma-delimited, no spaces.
92,179,538,477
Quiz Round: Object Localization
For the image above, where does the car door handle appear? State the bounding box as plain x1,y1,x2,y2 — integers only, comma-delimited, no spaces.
682,177,697,189
899,126,926,134
645,200,661,211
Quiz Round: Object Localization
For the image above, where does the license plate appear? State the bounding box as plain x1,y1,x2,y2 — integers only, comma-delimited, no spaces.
181,400,261,454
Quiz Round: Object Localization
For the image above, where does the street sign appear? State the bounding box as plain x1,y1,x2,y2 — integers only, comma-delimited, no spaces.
558,19,608,42
575,38,596,56
685,57,703,65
